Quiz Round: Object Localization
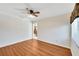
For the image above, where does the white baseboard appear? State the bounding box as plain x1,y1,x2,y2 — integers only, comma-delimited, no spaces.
0,38,70,49
0,38,32,48
38,39,70,49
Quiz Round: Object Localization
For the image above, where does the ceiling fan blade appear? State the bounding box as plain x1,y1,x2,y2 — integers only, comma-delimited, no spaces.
34,11,40,14
32,14,38,17
14,8,27,11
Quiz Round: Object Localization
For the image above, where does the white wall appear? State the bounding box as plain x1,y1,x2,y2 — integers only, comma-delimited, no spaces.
38,13,70,48
71,40,79,56
71,18,79,47
71,18,79,56
0,14,32,47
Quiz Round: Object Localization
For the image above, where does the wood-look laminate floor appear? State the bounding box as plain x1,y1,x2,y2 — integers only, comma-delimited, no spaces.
0,39,72,56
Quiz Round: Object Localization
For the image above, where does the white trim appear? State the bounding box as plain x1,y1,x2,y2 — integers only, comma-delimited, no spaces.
0,38,70,49
38,39,70,49
0,38,32,48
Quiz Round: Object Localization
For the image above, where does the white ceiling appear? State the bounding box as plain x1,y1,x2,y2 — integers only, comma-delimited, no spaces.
0,3,75,20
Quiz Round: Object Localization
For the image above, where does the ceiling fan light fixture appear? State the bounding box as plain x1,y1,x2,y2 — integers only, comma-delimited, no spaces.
28,14,36,18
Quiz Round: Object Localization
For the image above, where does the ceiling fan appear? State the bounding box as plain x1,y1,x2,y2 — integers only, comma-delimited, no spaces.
15,4,40,18
26,8,40,17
